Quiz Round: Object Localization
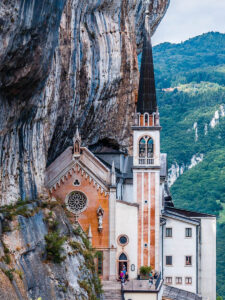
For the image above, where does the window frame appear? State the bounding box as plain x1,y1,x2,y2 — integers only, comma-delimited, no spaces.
166,255,173,266
185,227,192,238
185,277,192,285
165,277,172,284
165,227,173,238
138,136,154,158
185,255,192,266
175,277,182,285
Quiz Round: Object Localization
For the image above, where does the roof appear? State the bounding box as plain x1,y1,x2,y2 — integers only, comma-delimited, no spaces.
96,153,167,180
166,207,215,218
163,285,202,300
137,15,157,114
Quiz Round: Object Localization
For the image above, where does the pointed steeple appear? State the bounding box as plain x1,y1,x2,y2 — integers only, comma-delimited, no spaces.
137,5,157,114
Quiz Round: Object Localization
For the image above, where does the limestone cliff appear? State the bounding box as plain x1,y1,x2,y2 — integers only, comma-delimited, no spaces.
0,0,169,205
0,200,101,300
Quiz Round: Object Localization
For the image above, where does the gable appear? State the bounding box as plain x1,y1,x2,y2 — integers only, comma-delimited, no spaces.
45,146,111,194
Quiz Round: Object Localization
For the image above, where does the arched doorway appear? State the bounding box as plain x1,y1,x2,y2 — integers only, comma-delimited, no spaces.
118,253,128,277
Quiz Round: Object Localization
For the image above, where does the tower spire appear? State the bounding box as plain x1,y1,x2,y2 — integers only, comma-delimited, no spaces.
137,2,157,114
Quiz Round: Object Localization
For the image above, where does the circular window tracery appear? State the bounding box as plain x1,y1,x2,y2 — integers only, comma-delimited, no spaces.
118,235,129,246
66,191,87,214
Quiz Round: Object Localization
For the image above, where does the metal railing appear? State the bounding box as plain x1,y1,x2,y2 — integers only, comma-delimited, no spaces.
138,158,154,165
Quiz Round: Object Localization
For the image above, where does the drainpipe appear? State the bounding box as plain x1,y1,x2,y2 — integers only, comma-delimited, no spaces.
196,224,199,294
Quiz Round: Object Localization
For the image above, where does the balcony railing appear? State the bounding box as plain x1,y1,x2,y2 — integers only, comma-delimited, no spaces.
138,158,154,165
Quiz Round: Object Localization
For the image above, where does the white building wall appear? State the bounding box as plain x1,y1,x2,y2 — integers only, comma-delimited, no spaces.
199,218,216,300
163,217,197,293
116,201,138,279
123,183,133,203
124,293,157,300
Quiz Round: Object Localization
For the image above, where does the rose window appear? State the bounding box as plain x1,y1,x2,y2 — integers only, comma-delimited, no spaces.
66,191,87,214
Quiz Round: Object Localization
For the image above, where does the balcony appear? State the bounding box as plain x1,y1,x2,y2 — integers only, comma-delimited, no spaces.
138,158,154,165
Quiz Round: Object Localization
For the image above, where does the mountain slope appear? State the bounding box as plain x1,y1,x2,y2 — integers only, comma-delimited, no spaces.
151,32,225,298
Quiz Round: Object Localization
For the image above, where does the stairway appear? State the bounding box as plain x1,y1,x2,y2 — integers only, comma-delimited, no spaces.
102,280,122,300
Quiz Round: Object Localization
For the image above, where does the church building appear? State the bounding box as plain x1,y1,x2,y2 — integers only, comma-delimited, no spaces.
45,9,216,300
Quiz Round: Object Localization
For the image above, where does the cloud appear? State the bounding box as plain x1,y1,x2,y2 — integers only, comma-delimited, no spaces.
152,0,225,45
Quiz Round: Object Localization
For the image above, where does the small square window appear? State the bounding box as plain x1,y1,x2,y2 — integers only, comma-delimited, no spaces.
166,277,172,284
185,228,192,237
166,256,172,266
185,256,192,266
185,277,192,285
176,277,182,284
166,228,172,237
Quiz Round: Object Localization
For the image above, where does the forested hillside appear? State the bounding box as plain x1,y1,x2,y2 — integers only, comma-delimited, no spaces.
151,32,225,297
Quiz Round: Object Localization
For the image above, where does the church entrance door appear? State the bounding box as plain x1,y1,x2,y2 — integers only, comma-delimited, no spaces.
118,253,128,278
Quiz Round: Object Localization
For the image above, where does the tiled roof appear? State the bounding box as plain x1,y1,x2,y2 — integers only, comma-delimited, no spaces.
166,207,215,218
163,285,202,300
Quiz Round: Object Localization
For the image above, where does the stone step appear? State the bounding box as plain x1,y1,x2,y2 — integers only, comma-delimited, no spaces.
103,292,122,300
102,280,122,300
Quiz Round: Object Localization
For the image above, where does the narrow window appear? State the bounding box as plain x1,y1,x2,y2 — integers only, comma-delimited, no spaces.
166,256,172,266
144,114,149,126
97,252,103,275
185,228,192,237
185,256,192,266
139,138,146,157
165,277,172,284
147,138,154,158
185,277,192,285
166,228,172,237
176,277,182,284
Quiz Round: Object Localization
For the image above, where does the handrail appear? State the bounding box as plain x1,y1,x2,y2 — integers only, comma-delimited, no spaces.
155,272,162,290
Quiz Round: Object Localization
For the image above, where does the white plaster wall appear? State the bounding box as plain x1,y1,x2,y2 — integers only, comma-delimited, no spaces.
124,293,157,300
133,130,160,166
123,183,133,203
116,201,138,279
199,218,216,300
163,217,197,293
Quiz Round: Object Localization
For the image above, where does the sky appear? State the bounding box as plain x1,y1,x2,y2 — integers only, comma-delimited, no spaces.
152,0,225,45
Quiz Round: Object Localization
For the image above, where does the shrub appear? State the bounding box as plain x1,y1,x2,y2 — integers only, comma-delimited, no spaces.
3,254,11,264
140,266,152,276
3,269,14,281
45,232,67,263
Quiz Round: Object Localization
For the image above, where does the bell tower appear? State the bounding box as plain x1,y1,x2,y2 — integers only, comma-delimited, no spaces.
132,7,161,273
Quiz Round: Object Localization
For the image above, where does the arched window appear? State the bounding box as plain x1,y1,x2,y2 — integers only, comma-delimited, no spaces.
139,138,146,157
119,253,127,261
139,136,154,158
147,138,154,158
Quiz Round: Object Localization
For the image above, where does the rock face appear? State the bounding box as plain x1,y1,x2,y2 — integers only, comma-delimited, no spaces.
0,0,169,205
0,202,101,300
